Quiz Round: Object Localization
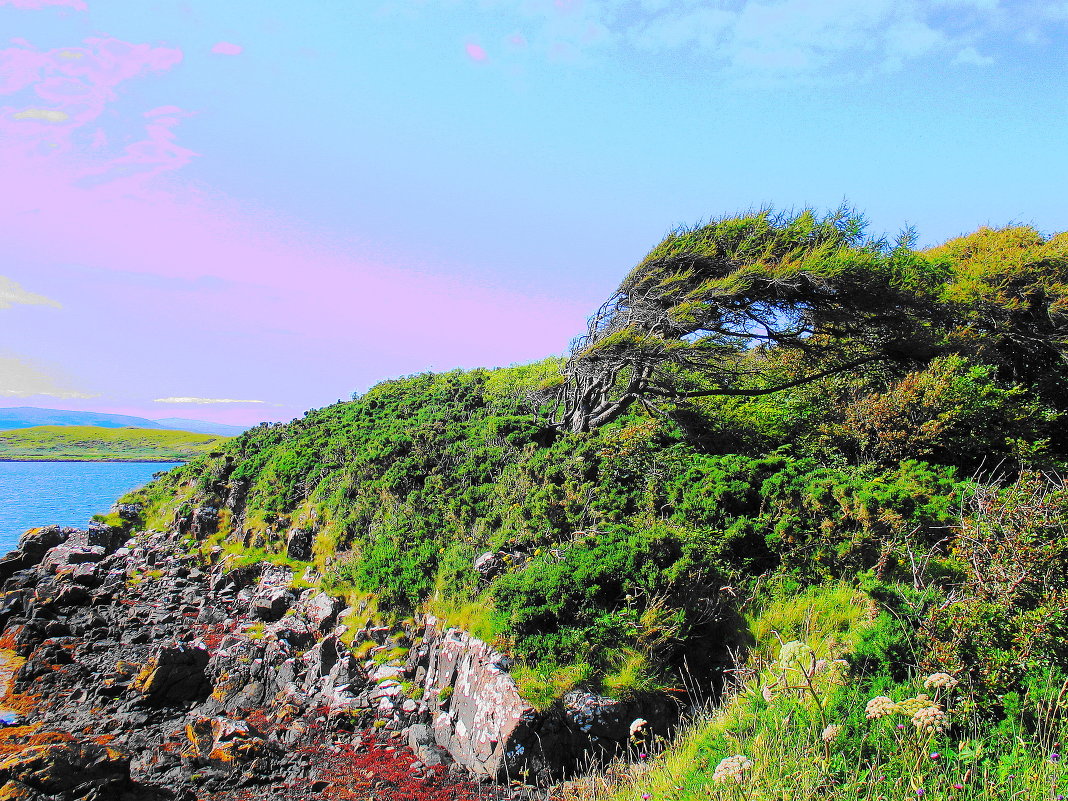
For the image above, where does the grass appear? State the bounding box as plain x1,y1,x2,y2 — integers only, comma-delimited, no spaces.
512,660,591,712
570,669,1068,801
558,583,1068,801
0,425,230,461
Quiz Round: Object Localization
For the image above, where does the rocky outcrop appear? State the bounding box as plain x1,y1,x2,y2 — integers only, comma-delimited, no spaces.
393,619,679,782
0,738,132,798
0,525,480,800
0,521,684,798
0,527,71,585
285,529,312,562
412,621,536,780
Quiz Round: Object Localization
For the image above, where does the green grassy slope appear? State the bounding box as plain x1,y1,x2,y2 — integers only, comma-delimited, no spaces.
116,218,1068,798
0,425,232,461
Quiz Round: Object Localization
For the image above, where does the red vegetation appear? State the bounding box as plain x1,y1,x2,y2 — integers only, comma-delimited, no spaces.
217,733,486,801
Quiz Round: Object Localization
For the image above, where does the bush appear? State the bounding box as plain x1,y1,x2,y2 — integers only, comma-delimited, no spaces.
918,473,1068,714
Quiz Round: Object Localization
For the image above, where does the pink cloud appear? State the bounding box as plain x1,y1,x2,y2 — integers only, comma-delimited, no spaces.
1,36,186,193
211,41,243,56
0,26,583,423
76,106,198,192
1,147,584,413
465,43,488,62
0,0,88,10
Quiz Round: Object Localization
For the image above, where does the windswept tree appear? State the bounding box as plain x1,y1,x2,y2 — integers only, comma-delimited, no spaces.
929,225,1068,408
550,208,944,433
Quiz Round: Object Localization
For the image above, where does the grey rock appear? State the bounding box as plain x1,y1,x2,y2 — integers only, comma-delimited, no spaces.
285,528,313,561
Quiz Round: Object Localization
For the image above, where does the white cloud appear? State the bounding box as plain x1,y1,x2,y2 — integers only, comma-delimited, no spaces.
632,8,735,52
953,45,995,65
12,108,70,123
389,0,1061,81
0,354,94,398
625,0,978,79
1045,2,1068,19
885,19,945,60
154,397,266,404
0,276,61,310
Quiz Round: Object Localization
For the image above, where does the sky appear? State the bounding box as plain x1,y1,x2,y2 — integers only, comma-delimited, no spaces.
1,0,1066,426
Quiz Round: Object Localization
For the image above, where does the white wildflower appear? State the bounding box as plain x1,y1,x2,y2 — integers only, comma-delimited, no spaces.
712,754,753,785
761,685,774,703
912,704,948,735
821,724,844,743
777,640,814,668
629,718,648,739
865,696,898,719
923,672,959,690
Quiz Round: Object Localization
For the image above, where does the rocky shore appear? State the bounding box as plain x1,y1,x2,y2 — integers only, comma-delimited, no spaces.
0,513,676,800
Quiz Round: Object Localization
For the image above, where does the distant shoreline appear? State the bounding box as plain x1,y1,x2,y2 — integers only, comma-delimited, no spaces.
0,458,186,464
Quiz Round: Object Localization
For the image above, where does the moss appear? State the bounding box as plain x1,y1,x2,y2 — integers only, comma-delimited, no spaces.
512,661,589,712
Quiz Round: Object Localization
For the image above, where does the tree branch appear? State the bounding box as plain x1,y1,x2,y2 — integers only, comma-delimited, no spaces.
643,354,887,399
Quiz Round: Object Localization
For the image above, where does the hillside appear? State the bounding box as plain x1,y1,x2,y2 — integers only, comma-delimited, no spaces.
7,211,1068,799
0,425,232,461
0,407,167,430
0,406,248,436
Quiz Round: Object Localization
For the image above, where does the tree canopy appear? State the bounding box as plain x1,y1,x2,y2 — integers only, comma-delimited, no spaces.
550,208,944,432
550,209,1068,433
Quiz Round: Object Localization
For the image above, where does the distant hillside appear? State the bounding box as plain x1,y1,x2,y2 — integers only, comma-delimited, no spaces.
0,407,165,430
0,425,233,461
0,407,247,436
151,417,247,437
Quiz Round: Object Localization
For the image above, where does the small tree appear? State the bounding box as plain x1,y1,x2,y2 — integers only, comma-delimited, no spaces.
550,208,940,433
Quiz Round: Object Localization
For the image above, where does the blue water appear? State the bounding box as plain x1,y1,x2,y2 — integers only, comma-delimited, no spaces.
0,461,181,556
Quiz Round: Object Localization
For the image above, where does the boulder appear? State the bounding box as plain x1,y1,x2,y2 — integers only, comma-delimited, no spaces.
0,739,129,796
184,717,267,765
81,523,127,552
190,507,219,540
41,546,106,575
304,592,342,633
133,643,211,703
285,528,313,561
70,564,101,588
0,527,71,583
16,526,70,558
251,587,291,622
407,723,450,767
418,623,539,780
113,503,143,522
266,616,315,649
473,552,506,582
210,563,261,593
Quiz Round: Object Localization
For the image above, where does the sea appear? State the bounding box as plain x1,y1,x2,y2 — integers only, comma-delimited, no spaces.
0,461,182,556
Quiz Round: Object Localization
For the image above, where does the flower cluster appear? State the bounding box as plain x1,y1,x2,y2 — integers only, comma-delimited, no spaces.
712,755,753,785
821,724,844,743
912,705,949,735
923,673,959,690
866,696,899,719
778,640,814,668
897,694,936,716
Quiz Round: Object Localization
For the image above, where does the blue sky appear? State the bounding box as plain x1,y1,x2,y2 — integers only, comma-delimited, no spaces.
1,0,1066,424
